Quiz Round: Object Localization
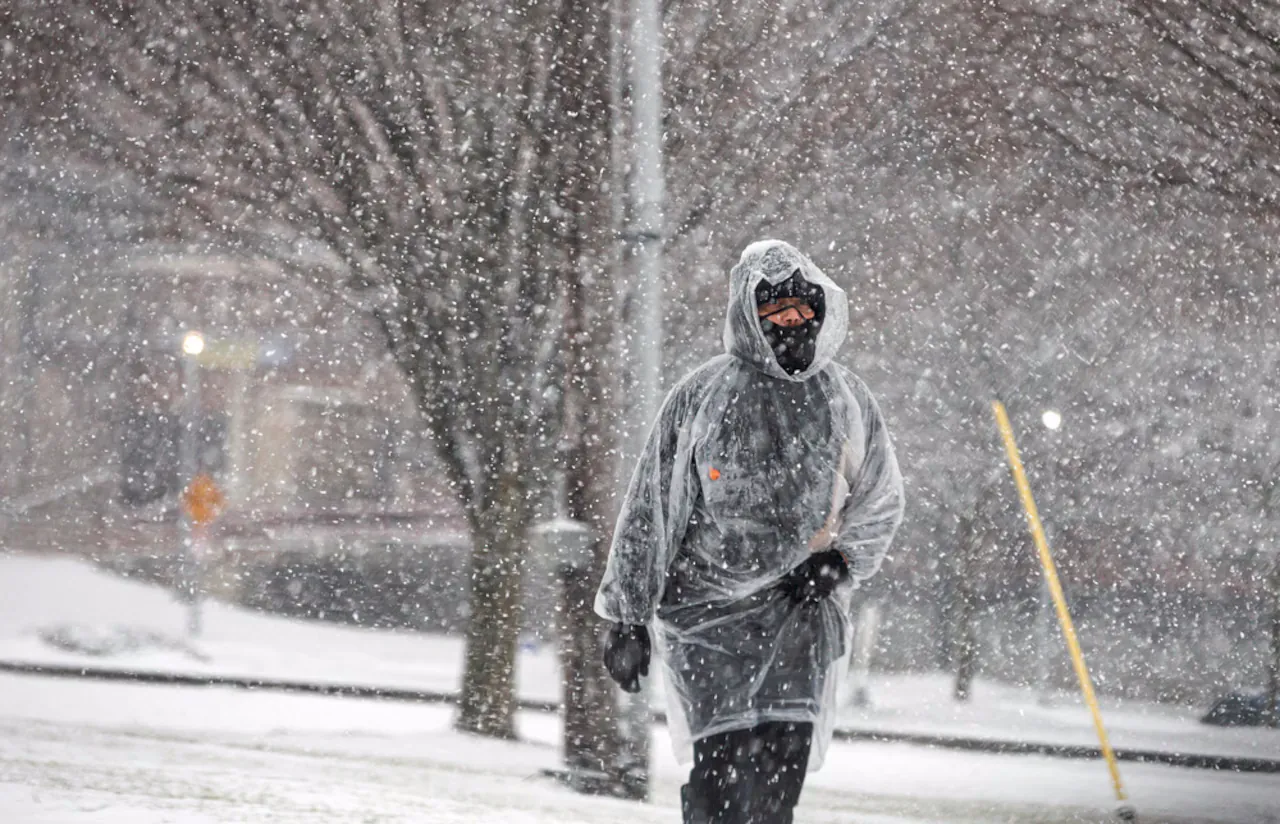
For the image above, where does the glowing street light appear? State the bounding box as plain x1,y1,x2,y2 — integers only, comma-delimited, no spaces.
179,329,205,636
1036,406,1062,706
182,330,205,356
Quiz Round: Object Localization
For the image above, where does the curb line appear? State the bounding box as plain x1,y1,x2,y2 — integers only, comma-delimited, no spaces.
829,728,1280,774
0,660,557,714
3,660,1275,773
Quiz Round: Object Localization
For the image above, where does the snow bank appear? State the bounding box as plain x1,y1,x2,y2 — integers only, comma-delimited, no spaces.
0,551,559,702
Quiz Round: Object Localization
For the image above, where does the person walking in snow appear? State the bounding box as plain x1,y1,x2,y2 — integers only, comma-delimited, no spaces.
595,240,904,824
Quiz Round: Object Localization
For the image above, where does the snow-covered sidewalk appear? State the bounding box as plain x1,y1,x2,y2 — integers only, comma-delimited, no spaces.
4,671,1280,823
0,550,1275,765
838,675,1275,762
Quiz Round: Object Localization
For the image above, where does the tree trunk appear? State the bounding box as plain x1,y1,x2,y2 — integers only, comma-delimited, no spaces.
457,480,529,739
552,0,631,795
560,256,633,794
953,587,978,702
953,513,979,702
558,545,629,790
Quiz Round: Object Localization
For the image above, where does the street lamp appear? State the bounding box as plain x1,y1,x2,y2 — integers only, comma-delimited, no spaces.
1036,409,1062,705
179,330,204,636
182,330,205,357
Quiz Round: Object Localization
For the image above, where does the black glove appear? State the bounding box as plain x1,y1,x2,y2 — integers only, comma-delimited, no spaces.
603,622,650,693
780,549,850,604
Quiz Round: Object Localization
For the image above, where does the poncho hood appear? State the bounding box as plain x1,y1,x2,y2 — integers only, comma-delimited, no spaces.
724,240,849,381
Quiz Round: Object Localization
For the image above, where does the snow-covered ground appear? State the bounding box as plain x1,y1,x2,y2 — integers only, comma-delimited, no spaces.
3,672,1280,823
839,674,1277,760
0,551,1273,760
2,550,1279,822
0,552,513,700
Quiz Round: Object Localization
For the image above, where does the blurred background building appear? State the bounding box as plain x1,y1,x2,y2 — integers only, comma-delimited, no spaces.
0,146,491,634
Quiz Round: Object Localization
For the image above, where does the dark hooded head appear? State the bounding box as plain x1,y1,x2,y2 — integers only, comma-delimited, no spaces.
755,270,826,375
723,241,848,381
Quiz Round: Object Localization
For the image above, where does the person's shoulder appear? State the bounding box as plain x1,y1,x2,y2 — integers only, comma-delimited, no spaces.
830,365,891,418
830,363,872,397
662,355,735,410
671,355,735,392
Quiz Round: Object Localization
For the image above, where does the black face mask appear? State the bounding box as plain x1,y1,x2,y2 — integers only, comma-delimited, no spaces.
755,271,825,376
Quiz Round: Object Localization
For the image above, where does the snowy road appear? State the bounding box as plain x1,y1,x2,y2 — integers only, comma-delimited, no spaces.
2,673,1277,824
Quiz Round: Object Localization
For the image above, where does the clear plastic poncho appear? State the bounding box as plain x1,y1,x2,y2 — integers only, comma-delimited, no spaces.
595,240,905,770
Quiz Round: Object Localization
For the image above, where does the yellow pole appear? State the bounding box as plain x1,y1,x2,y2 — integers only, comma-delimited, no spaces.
991,401,1133,816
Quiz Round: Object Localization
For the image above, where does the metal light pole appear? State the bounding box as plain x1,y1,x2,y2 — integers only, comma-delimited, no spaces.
1037,409,1063,706
614,0,666,797
1266,555,1280,728
847,598,882,708
628,0,665,402
179,330,204,637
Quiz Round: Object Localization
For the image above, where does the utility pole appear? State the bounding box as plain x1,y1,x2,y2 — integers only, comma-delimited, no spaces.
16,250,39,494
1037,410,1063,706
1268,556,1280,728
614,0,666,798
628,0,666,388
179,331,204,637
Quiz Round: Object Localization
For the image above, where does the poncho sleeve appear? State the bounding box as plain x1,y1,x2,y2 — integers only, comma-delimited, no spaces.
594,380,698,626
832,375,905,583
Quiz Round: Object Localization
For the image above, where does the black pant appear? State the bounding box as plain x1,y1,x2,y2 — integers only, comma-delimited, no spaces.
682,721,813,824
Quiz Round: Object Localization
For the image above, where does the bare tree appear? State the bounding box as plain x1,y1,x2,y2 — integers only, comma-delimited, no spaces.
544,0,635,791
4,0,618,740
968,0,1280,211
969,0,1280,708
660,0,929,266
